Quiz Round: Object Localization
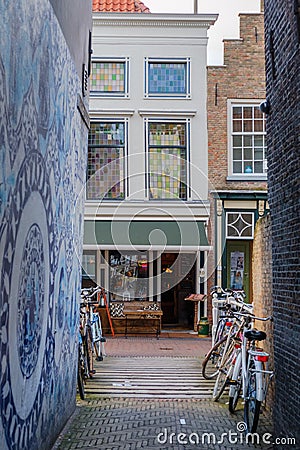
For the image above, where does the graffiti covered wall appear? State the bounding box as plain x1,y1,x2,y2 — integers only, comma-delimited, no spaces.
0,1,89,448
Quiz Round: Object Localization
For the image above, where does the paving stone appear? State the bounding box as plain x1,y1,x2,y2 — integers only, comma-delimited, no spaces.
52,338,274,450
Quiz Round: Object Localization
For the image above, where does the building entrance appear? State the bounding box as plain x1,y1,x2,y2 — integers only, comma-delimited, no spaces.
161,253,195,328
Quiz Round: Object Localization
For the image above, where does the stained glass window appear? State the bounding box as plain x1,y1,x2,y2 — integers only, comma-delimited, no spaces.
148,123,187,200
87,123,125,200
231,105,267,175
90,61,127,95
146,60,189,97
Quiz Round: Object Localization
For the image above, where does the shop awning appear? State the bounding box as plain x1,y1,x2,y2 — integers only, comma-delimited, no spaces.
83,220,210,250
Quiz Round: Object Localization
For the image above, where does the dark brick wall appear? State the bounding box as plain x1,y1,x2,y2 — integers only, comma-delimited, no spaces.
264,0,300,442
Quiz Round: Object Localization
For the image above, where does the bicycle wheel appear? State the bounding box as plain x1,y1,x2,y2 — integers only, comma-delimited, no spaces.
212,338,236,401
213,318,226,343
85,327,94,376
202,335,227,380
244,358,261,433
228,351,242,413
77,348,85,400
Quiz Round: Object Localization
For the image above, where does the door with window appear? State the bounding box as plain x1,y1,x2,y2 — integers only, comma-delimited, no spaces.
226,241,252,302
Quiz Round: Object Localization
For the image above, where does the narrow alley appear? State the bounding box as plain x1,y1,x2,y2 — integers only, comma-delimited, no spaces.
52,337,274,450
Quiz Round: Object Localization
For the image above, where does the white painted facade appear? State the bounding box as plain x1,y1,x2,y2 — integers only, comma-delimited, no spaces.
84,12,217,328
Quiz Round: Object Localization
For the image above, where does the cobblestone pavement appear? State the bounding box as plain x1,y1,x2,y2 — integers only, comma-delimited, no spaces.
103,336,212,358
52,397,274,450
52,338,275,450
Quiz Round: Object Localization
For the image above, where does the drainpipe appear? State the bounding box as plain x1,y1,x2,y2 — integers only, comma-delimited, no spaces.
194,0,198,14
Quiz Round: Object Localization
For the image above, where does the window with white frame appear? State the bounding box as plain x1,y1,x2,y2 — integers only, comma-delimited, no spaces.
145,58,190,98
226,212,254,239
87,122,126,200
147,121,188,200
229,102,267,176
90,58,129,97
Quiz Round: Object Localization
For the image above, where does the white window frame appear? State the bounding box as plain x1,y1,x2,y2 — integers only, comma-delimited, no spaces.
227,99,267,181
90,57,129,98
144,117,191,201
144,57,191,99
226,211,255,240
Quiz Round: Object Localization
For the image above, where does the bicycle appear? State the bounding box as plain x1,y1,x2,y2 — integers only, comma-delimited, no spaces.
202,287,251,381
228,311,273,433
77,302,91,400
81,286,107,363
77,328,86,400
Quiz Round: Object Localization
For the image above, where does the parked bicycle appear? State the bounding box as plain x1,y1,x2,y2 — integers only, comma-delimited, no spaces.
81,286,107,363
77,285,106,399
202,287,252,381
228,311,273,433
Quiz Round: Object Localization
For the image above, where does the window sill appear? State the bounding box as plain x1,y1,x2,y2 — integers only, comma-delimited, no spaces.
227,175,267,182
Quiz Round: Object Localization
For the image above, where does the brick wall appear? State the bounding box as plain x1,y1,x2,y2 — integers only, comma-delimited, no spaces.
264,0,300,442
252,213,274,412
207,12,267,192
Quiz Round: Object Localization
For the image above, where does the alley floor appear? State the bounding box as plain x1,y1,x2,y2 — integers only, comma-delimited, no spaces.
52,336,276,450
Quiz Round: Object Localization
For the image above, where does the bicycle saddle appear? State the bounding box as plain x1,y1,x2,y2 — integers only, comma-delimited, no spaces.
244,329,266,341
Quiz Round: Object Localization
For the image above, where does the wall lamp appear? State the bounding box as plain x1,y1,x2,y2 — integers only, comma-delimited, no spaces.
259,99,271,115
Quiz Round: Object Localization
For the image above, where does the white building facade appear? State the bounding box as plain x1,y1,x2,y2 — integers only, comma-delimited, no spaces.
83,12,217,328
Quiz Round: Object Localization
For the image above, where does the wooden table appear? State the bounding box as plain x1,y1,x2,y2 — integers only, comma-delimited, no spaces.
123,309,163,339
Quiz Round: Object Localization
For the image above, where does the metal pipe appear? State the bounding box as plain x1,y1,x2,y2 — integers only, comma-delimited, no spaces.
194,0,198,14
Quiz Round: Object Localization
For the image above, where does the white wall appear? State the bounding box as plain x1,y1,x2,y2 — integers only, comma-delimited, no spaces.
88,13,217,221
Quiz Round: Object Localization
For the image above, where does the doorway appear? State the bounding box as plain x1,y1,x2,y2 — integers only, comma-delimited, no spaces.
161,253,195,328
226,241,252,302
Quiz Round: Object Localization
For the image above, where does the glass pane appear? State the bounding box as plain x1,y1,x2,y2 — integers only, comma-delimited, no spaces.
149,148,187,199
254,161,263,173
254,135,264,146
244,162,253,173
149,123,186,146
233,148,242,160
243,120,253,132
87,147,125,200
254,149,264,160
254,107,263,118
91,61,125,93
89,123,124,146
227,212,254,238
244,135,252,147
109,251,149,301
232,107,242,119
243,107,253,119
148,62,186,94
254,120,263,132
82,252,96,279
244,148,253,160
233,135,242,147
233,161,242,173
233,120,242,132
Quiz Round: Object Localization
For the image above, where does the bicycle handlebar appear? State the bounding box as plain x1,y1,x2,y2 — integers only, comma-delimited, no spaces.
210,286,246,298
232,311,273,322
81,285,106,300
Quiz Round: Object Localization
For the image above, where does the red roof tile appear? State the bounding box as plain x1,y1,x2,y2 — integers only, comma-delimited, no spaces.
92,0,150,13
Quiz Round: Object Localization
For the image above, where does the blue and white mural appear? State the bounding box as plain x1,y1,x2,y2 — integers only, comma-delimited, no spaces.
0,1,88,449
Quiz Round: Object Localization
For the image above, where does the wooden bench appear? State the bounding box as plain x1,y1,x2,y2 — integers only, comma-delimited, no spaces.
123,301,163,339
